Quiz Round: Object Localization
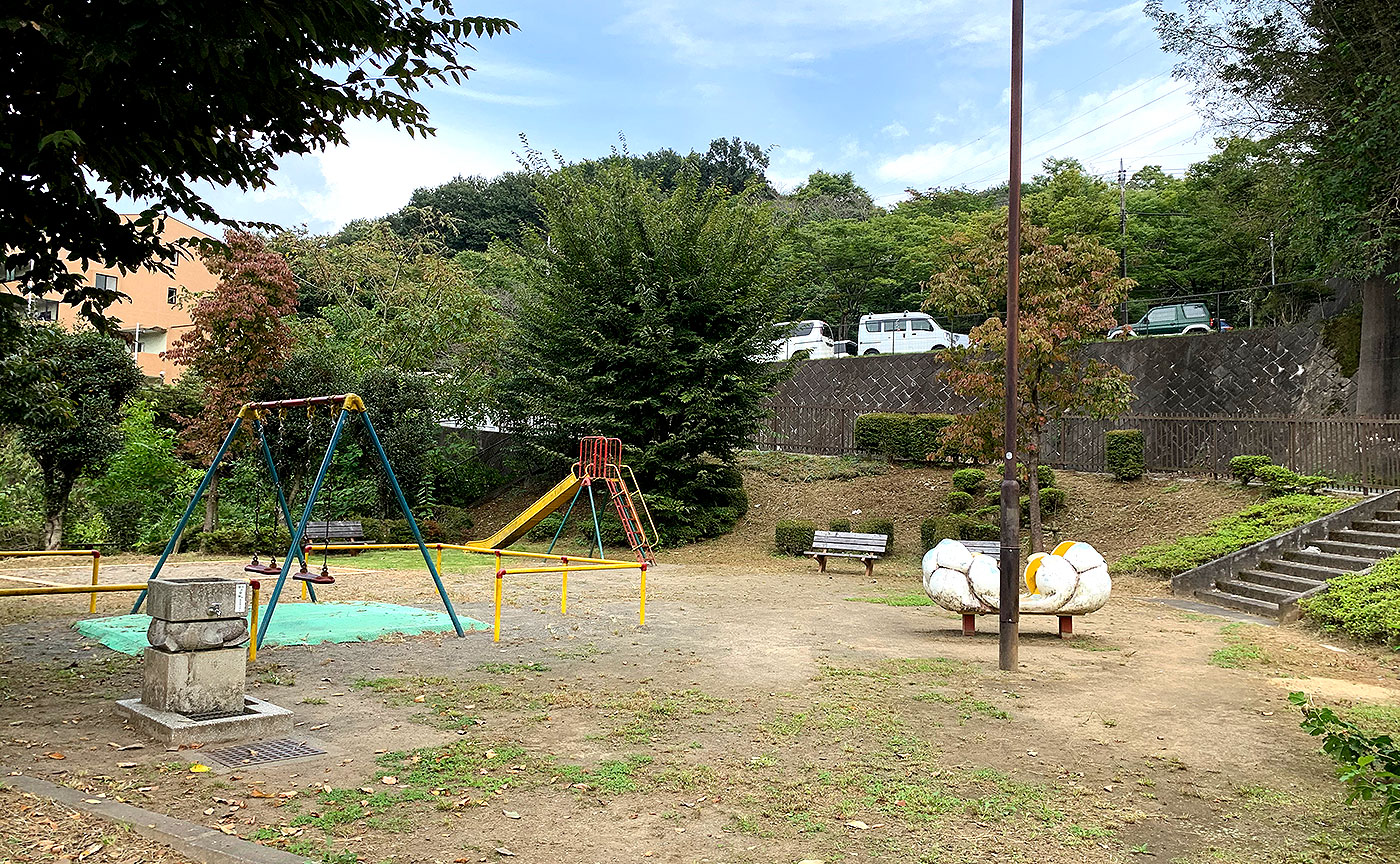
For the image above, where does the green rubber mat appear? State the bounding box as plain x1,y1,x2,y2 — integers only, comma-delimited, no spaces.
75,601,487,656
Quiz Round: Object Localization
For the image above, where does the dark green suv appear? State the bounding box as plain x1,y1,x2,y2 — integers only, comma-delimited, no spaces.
1107,302,1217,339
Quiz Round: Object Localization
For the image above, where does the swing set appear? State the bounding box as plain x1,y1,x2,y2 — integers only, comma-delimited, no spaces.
131,395,653,648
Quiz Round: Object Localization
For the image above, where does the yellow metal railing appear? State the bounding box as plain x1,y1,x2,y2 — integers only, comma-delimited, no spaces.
0,550,103,612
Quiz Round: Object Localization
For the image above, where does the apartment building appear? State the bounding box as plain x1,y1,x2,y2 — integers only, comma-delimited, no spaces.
4,215,216,379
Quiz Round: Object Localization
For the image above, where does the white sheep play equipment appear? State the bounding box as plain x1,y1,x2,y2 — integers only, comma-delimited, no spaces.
922,539,1111,637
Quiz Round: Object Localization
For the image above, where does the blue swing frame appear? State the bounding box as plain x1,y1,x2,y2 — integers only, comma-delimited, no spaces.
130,393,466,648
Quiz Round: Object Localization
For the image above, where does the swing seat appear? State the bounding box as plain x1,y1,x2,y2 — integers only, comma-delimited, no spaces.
293,569,335,585
244,562,282,576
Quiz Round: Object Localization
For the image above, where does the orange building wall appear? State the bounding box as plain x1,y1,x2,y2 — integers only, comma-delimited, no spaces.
42,216,216,380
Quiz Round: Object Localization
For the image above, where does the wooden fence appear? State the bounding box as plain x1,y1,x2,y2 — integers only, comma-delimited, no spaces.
751,406,1400,487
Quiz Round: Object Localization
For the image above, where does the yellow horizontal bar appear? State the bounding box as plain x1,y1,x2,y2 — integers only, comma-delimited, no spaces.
304,542,632,568
0,550,99,558
0,584,145,597
501,564,641,575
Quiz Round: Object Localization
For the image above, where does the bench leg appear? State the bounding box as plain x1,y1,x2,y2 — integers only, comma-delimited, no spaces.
962,614,976,636
1059,615,1073,638
815,554,826,573
863,558,874,579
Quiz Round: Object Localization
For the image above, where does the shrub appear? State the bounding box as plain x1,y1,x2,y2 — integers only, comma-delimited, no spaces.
947,490,974,513
1039,487,1067,513
951,467,989,495
1255,464,1301,496
1037,465,1055,489
197,526,254,554
853,413,959,462
434,505,475,542
855,518,894,548
1290,691,1400,824
362,518,414,544
1301,554,1400,644
959,520,1000,541
1230,455,1273,485
647,463,749,547
1105,429,1144,480
775,519,815,556
1113,494,1348,578
920,517,943,552
828,518,852,533
1298,475,1331,493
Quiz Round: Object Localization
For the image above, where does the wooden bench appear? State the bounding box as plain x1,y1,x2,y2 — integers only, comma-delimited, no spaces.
303,520,364,548
951,540,1076,639
805,531,888,578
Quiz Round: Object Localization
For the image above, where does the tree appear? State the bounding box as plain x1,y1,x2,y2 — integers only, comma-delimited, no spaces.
1,1,514,331
165,231,299,530
698,137,775,197
17,329,143,549
1148,0,1400,414
386,171,542,253
926,216,1134,552
499,159,790,543
784,170,877,222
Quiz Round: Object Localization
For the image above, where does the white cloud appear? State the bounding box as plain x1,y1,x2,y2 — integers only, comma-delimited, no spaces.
876,76,1205,188
779,147,815,165
881,121,910,140
694,82,723,100
298,119,515,227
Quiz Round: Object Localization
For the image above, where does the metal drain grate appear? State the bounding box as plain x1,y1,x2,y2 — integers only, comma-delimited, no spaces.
206,738,326,767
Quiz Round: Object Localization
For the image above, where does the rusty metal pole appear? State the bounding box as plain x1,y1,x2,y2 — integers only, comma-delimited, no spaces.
1000,0,1025,672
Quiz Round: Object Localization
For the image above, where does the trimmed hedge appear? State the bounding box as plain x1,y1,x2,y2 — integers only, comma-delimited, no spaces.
856,518,894,548
920,517,942,552
853,413,958,462
959,520,1000,541
1230,455,1273,485
775,519,816,556
951,467,988,494
1105,429,1145,480
947,490,973,513
1039,487,1067,513
1301,554,1400,644
828,518,852,533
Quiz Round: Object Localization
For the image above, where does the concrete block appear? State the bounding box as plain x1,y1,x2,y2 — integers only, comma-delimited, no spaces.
148,617,249,652
142,646,246,715
147,577,250,623
116,696,292,747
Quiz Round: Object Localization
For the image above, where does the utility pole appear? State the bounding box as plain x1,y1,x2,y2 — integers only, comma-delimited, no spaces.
1118,159,1128,325
1000,0,1024,673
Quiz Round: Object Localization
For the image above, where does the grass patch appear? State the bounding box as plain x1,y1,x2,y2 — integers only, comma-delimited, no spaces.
476,661,551,674
1112,494,1347,578
1341,703,1400,735
846,591,935,607
1209,623,1270,669
912,691,1011,721
1301,553,1400,644
557,754,654,794
736,449,888,482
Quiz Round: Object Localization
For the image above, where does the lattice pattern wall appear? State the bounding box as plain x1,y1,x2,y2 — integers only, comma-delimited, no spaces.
768,326,1354,418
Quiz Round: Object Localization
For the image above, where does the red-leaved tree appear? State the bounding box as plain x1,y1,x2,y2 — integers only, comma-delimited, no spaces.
926,216,1134,551
165,230,297,530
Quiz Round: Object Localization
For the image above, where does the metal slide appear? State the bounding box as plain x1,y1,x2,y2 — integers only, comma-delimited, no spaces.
473,472,583,550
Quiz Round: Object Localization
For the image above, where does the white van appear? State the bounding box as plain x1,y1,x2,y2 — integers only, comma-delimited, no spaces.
857,311,968,355
762,320,843,361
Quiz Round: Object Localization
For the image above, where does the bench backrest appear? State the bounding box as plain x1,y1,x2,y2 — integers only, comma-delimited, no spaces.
304,520,364,540
812,530,888,554
963,540,1001,559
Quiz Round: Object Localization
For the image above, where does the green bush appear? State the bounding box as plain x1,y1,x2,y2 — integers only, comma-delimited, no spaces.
1230,455,1273,485
1255,464,1301,495
951,467,988,494
434,505,475,542
775,519,816,556
1298,475,1331,493
1040,487,1067,514
1290,691,1400,824
828,518,852,533
362,518,414,544
1105,429,1145,480
1037,465,1055,489
197,526,254,554
853,413,959,462
525,513,565,543
920,517,944,552
1301,554,1400,644
855,518,894,548
646,462,749,547
1113,494,1348,578
947,490,974,513
959,520,1000,542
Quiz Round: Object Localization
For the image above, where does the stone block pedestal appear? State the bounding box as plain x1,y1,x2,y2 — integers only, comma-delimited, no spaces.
142,646,246,715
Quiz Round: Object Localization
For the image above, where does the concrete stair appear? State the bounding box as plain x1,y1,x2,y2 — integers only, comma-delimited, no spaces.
1193,508,1398,619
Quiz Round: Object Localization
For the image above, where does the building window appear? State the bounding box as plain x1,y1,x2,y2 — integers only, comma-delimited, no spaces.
167,286,178,305
95,273,117,293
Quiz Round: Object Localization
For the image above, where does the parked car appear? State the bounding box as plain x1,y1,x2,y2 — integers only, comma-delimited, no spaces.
857,311,968,355
1106,302,1221,339
761,319,840,361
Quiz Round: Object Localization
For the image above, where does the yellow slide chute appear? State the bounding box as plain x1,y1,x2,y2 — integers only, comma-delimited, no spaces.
472,472,583,550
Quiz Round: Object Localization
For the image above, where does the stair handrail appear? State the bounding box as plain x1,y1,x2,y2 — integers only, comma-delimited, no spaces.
618,464,660,549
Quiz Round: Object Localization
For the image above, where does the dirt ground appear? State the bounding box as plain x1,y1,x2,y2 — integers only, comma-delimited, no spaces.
1,467,1397,864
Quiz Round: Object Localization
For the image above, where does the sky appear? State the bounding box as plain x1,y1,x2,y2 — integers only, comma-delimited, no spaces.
197,0,1210,234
